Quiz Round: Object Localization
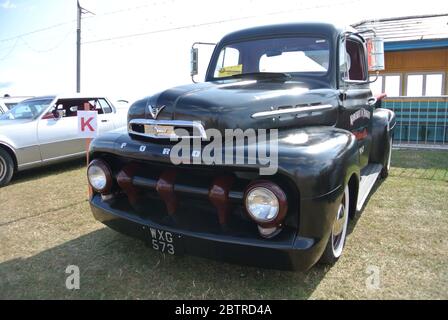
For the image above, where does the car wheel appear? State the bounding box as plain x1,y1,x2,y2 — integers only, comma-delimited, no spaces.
381,136,392,179
0,148,14,187
319,185,350,265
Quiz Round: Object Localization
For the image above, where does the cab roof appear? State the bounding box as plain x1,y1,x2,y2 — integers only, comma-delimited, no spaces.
219,22,349,44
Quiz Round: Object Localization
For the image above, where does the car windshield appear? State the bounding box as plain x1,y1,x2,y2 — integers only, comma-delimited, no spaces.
211,36,330,79
0,98,53,120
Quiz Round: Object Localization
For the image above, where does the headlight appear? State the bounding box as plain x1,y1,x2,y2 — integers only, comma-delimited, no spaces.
246,188,279,222
87,159,112,194
244,181,288,231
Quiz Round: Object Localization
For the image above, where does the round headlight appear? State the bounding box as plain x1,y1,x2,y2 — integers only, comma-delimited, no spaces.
244,181,288,228
87,160,112,193
246,187,279,222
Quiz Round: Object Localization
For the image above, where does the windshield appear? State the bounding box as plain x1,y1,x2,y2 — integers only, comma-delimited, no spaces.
0,98,53,120
210,36,330,79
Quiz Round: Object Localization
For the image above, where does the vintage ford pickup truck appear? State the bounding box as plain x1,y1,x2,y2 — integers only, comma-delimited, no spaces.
87,23,396,270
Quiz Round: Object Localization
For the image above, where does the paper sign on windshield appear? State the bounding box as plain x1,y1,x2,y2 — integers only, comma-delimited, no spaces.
218,64,243,77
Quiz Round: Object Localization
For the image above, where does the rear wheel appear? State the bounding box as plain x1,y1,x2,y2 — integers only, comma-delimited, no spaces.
0,148,14,187
319,185,350,264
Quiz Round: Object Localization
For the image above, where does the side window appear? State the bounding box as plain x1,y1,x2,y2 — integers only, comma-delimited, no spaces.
86,99,101,114
214,47,241,78
54,100,78,118
346,39,367,81
97,99,113,114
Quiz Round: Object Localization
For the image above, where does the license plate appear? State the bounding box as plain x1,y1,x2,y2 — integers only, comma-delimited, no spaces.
144,124,175,137
148,227,183,255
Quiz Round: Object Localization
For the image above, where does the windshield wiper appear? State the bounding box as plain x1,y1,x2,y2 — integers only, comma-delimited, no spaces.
228,72,291,80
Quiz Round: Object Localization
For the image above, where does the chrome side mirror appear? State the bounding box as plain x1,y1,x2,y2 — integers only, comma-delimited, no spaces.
367,37,385,72
190,42,216,83
190,47,199,77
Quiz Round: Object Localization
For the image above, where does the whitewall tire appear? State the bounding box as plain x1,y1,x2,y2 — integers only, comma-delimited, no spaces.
319,184,350,264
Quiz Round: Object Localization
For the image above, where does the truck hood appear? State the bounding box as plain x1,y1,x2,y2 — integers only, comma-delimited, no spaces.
128,79,340,134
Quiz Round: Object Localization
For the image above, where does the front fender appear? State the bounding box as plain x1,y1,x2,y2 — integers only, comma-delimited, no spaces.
276,126,359,199
370,108,396,163
0,135,18,150
275,126,359,259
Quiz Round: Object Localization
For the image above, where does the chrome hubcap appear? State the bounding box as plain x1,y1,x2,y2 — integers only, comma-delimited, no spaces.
331,186,349,258
387,138,392,171
332,203,346,236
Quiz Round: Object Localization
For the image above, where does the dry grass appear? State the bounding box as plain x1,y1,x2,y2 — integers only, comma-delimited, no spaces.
0,150,447,299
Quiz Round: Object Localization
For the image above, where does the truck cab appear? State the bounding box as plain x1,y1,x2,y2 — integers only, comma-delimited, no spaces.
88,23,396,271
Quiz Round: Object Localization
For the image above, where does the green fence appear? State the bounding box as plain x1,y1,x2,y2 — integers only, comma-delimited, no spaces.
383,97,448,147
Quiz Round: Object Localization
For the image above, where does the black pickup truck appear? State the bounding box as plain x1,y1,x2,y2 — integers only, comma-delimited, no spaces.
87,23,396,271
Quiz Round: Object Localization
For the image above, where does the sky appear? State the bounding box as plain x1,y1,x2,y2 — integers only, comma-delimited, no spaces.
0,0,447,102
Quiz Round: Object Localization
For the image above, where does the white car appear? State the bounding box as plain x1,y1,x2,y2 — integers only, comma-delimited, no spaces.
0,96,33,110
0,101,7,114
0,94,129,186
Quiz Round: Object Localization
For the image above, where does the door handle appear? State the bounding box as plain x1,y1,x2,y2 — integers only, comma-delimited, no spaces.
101,120,108,123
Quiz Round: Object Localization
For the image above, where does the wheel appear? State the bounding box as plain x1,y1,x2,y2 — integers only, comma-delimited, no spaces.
380,136,392,179
0,148,14,187
319,185,350,265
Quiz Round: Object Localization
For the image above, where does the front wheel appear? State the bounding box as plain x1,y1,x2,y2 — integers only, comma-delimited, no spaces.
380,136,393,179
319,185,350,265
0,148,14,187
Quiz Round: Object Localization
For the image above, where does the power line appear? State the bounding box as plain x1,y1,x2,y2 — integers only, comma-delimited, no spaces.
0,38,19,61
82,0,361,45
81,0,177,21
18,31,74,54
0,20,75,43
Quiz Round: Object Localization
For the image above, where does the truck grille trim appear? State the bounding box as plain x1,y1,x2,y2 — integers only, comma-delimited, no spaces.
128,119,207,139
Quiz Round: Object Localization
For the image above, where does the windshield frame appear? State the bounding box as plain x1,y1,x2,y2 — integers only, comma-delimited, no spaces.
206,33,334,82
0,98,54,121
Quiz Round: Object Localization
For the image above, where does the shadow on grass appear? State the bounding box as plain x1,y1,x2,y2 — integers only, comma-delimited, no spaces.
346,178,384,236
11,158,86,186
0,227,331,299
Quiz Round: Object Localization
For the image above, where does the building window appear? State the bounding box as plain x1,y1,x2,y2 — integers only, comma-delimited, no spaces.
384,75,401,97
425,74,444,96
406,73,444,97
370,74,401,97
407,74,424,96
369,75,383,96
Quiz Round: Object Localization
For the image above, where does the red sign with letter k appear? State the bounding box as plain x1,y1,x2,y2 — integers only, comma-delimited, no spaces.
78,111,98,138
81,117,95,132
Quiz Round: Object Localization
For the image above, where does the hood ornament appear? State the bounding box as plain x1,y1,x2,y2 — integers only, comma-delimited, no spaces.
148,104,166,119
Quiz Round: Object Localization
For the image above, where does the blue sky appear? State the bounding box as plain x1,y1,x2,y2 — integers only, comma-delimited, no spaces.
1,0,447,101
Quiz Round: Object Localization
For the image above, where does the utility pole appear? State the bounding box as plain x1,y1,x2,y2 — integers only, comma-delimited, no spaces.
76,0,94,93
76,0,81,93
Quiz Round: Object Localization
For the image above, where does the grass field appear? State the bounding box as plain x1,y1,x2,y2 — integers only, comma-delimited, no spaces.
0,149,447,299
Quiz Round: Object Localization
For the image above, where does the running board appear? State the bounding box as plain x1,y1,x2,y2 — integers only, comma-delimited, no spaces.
357,163,383,211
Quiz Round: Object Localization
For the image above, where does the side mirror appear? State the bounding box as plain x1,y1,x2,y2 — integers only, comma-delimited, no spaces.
52,109,59,119
190,47,199,77
52,109,64,119
367,37,385,72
